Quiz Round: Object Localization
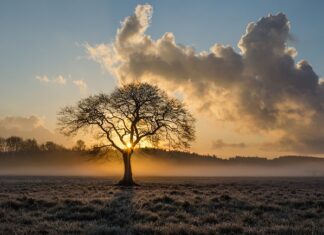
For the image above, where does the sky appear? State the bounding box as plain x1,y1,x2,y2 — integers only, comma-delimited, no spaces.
1,0,324,157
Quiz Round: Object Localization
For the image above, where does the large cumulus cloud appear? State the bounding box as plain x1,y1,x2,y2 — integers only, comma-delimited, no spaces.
86,4,324,153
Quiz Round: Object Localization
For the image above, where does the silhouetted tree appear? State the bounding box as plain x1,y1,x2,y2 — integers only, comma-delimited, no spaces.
6,136,23,152
0,137,6,152
40,141,64,152
58,82,195,186
21,138,39,152
73,139,86,151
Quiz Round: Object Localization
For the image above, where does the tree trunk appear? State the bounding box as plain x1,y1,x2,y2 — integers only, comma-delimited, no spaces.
117,152,136,186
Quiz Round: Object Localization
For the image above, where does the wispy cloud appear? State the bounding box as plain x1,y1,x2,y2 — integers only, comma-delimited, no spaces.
73,79,87,91
212,139,246,149
36,74,88,93
53,75,67,85
35,75,50,83
35,75,67,85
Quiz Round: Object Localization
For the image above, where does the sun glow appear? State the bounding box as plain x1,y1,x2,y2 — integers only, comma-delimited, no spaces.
126,143,133,148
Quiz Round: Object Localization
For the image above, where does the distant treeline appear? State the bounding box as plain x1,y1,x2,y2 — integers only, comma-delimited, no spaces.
137,148,324,166
0,136,86,153
1,136,324,166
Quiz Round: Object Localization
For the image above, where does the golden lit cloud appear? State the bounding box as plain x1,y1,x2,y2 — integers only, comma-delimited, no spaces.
85,5,324,154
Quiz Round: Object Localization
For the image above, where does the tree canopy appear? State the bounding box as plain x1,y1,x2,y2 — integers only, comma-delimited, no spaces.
58,82,195,152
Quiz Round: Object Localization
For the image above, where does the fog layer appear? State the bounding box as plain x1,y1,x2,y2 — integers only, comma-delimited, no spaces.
0,151,323,177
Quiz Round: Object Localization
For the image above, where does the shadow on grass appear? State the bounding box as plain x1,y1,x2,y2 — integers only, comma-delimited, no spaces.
90,186,137,234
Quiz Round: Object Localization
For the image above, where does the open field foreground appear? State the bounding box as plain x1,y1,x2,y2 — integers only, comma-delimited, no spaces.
0,177,323,235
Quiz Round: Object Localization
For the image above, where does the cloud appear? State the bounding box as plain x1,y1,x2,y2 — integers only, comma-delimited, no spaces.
73,79,87,90
86,5,324,153
36,74,88,93
212,139,246,149
0,116,62,144
36,75,50,83
319,78,324,85
36,75,67,85
53,75,67,85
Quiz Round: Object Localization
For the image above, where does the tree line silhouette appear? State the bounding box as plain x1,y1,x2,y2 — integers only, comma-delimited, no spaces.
0,135,324,178
0,136,86,154
1,136,323,166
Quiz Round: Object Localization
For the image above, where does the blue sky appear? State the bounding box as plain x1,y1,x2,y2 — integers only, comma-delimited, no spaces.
1,0,324,155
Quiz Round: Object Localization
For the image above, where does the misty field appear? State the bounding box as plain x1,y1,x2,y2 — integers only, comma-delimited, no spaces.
0,177,323,235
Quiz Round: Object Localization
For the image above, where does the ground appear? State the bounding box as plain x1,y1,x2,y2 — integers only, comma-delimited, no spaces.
0,177,323,235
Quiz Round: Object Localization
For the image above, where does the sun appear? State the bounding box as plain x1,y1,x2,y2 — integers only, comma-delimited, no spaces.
126,142,132,148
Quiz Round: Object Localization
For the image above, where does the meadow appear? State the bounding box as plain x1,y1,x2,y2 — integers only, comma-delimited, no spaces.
0,176,323,235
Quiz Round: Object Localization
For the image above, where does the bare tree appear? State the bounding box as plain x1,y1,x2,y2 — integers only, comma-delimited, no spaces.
58,82,195,185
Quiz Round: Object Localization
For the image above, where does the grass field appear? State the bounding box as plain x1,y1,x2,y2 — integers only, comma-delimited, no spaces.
0,176,323,234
